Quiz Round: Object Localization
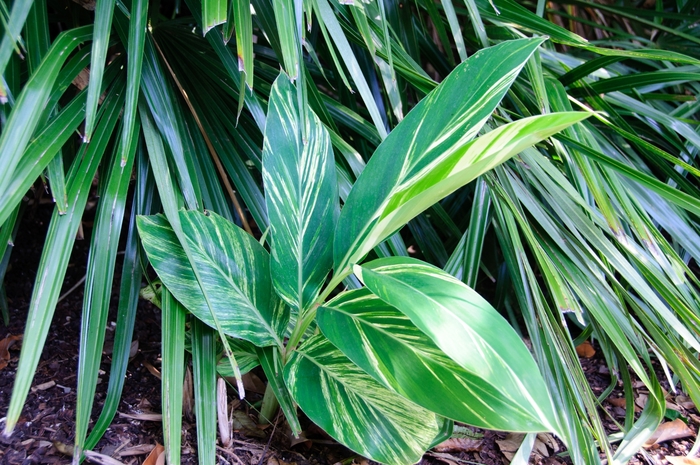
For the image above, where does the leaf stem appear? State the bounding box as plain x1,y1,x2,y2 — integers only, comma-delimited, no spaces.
285,270,350,354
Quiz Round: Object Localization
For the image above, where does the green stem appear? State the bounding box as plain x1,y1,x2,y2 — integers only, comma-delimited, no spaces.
285,270,351,354
259,382,279,425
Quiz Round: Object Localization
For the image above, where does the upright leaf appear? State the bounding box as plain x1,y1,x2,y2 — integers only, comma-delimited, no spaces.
334,82,588,273
354,257,561,435
332,38,543,274
84,0,115,141
263,73,338,312
284,334,448,465
137,211,289,347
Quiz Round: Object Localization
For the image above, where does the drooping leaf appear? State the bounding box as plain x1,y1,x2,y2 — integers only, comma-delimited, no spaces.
3,79,125,436
0,26,93,199
136,211,289,348
317,288,552,432
284,334,448,465
354,257,560,434
263,73,338,312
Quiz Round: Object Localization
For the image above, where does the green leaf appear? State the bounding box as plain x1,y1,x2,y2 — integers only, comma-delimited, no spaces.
203,0,228,33
334,44,590,273
273,0,300,79
74,117,139,461
3,79,125,436
317,287,554,432
192,319,218,465
84,0,116,142
161,288,187,465
257,346,302,435
136,211,289,347
0,26,93,199
263,73,338,312
0,0,34,99
216,338,260,376
232,0,254,89
354,257,560,434
332,38,541,274
284,334,448,465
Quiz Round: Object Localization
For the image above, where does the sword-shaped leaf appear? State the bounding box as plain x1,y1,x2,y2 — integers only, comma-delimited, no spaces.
137,211,288,348
334,37,554,274
263,73,338,312
284,334,448,465
318,288,551,432
354,257,560,435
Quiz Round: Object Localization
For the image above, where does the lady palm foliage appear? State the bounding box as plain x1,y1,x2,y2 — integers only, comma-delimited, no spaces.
1,0,700,464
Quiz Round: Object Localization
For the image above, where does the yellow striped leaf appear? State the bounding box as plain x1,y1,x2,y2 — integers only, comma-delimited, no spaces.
263,73,338,312
354,257,561,435
137,211,289,347
318,288,554,432
284,334,449,465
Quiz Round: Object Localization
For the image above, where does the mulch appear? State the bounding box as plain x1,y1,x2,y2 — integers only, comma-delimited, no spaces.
1,201,699,465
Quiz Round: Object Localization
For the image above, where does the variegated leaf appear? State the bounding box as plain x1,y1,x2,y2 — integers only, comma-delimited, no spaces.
284,334,448,465
354,257,560,435
318,288,550,432
333,38,547,274
263,73,338,312
136,211,288,347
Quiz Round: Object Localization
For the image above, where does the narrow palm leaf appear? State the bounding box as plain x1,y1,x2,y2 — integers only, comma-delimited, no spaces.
84,0,115,141
0,25,92,198
3,80,125,435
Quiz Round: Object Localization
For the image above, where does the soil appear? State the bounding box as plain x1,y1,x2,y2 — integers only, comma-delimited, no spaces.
0,201,699,465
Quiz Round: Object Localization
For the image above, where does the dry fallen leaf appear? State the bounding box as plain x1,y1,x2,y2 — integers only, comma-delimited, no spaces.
32,380,55,392
118,412,163,421
496,433,525,462
575,340,595,358
607,397,627,408
217,377,231,447
232,411,266,438
83,450,126,465
53,441,73,456
267,456,297,465
677,395,696,410
142,443,164,465
0,334,21,370
433,437,483,453
666,457,700,465
118,444,155,457
643,419,695,448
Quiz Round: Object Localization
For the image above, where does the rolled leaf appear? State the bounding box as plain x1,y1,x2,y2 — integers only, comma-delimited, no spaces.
136,211,289,347
284,334,448,465
354,257,560,435
263,73,338,312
